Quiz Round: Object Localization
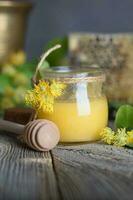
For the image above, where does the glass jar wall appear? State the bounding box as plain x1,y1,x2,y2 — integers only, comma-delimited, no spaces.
38,66,108,142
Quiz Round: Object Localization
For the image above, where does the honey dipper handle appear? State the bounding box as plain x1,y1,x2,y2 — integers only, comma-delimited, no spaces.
0,119,24,134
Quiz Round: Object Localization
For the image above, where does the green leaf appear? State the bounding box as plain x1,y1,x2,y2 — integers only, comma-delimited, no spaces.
39,60,50,70
38,60,50,79
115,105,133,130
44,36,68,66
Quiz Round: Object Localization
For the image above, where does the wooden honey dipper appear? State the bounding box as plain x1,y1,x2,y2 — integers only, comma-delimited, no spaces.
0,119,60,151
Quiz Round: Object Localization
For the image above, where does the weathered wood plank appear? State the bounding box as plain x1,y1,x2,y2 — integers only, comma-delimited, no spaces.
1,130,133,200
52,143,133,200
0,132,60,200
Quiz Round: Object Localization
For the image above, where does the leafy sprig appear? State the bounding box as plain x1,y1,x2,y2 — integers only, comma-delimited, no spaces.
101,104,133,148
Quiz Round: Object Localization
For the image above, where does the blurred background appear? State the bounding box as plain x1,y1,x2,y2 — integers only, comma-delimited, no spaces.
27,0,133,59
1,0,133,117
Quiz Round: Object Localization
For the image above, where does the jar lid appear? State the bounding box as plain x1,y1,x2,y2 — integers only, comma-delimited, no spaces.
41,66,105,83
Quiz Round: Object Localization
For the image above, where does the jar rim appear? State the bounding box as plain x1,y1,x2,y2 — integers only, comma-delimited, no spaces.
41,66,105,83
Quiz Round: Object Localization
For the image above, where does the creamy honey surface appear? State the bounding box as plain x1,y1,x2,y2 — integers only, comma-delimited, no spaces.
38,96,108,142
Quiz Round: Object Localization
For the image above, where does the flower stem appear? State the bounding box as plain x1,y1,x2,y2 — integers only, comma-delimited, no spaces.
32,44,61,84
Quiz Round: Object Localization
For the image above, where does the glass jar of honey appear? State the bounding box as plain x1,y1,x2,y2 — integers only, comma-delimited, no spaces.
38,66,108,143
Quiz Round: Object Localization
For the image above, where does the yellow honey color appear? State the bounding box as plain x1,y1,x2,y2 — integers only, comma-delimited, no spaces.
38,96,108,142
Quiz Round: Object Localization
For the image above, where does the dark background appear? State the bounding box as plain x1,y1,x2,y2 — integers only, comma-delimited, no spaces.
26,0,133,59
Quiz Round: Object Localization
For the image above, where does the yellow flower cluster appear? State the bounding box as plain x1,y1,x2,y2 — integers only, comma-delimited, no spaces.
100,127,115,145
100,127,133,147
25,80,66,113
114,128,127,147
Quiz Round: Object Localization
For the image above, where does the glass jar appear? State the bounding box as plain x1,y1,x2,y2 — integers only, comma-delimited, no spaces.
38,66,108,143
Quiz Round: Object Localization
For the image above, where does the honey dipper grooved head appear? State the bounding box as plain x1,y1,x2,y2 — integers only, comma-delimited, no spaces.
24,119,60,151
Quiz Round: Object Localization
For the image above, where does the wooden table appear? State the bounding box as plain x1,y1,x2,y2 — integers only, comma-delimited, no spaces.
0,131,133,200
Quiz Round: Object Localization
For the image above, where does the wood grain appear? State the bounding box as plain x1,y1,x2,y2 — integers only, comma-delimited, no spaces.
52,143,133,200
0,132,60,200
0,131,133,200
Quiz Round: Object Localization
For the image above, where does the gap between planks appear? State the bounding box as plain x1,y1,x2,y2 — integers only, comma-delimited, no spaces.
51,143,133,200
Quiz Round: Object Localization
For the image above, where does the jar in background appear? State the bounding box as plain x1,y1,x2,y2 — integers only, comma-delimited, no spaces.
0,1,32,63
38,66,108,143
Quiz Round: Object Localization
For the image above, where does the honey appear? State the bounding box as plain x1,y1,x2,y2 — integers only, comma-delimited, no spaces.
38,66,108,142
38,96,108,142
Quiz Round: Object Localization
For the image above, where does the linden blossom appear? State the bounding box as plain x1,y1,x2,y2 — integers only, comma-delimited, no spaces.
100,127,133,147
127,131,133,144
25,80,66,113
100,127,115,145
